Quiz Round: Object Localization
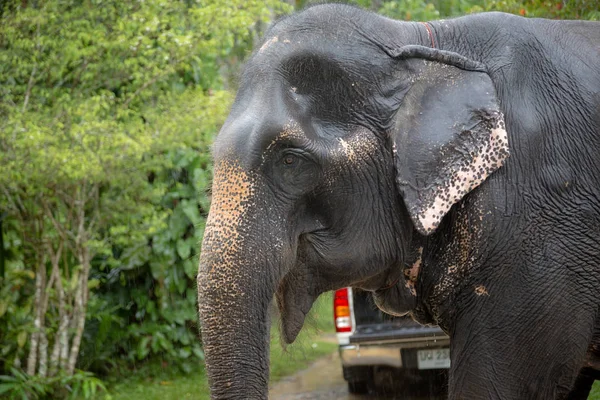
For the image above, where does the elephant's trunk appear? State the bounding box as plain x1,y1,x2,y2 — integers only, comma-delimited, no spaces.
197,160,278,399
197,262,272,399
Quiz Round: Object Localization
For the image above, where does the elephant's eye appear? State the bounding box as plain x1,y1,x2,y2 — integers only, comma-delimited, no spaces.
282,154,297,166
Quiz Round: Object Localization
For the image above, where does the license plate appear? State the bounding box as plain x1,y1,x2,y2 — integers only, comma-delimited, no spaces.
417,348,451,370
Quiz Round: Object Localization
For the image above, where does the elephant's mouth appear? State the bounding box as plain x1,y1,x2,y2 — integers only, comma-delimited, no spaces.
275,266,318,344
371,266,418,318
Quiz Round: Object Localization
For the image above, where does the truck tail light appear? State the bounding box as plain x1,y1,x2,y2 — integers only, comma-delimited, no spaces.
334,288,352,333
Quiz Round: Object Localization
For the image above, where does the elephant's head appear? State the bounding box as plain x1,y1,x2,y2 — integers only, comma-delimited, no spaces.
197,4,508,399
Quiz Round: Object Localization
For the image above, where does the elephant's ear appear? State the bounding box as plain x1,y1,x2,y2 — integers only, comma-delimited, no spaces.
391,46,509,235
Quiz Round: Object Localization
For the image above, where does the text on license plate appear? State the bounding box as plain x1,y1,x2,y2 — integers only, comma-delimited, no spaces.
417,348,451,370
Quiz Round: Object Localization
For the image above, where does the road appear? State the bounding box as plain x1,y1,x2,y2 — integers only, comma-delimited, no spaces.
269,351,446,400
269,352,357,400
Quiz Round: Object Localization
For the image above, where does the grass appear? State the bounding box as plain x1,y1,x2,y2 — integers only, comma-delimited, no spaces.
96,293,337,400
590,381,600,400
270,292,337,383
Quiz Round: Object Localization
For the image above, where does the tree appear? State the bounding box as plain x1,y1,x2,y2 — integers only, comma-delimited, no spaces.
0,0,289,393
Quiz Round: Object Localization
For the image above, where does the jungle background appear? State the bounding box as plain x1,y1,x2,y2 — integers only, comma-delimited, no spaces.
1,0,599,398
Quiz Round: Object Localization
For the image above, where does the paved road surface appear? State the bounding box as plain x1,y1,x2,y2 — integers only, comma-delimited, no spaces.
269,352,445,400
269,352,364,400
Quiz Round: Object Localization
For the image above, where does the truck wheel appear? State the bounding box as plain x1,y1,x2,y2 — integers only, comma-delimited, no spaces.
347,380,370,394
343,366,373,394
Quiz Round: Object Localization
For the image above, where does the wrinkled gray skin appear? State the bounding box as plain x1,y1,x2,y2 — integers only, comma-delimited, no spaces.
197,5,600,400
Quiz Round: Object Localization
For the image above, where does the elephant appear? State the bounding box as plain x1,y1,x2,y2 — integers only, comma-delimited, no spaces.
197,4,600,399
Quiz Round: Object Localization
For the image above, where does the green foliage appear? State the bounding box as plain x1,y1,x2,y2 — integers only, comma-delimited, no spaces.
375,0,600,20
379,0,441,21
80,149,214,373
0,0,291,388
0,267,34,373
590,382,600,400
0,368,106,400
482,0,600,19
0,0,282,189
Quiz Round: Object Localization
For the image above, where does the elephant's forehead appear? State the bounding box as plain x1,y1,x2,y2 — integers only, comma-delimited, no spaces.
212,90,292,162
258,35,291,54
334,129,379,163
213,115,306,169
255,3,388,56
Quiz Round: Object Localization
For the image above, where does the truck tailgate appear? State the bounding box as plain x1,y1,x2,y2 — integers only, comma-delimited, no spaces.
351,321,447,344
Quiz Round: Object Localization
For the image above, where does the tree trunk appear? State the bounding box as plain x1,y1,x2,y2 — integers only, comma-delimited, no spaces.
59,314,70,370
37,331,48,377
49,262,68,376
46,243,63,377
0,212,5,280
49,335,60,377
26,254,45,376
66,245,90,375
37,244,60,377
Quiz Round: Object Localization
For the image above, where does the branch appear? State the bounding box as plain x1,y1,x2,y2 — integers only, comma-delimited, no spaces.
85,184,100,234
22,21,41,113
74,185,86,248
1,187,25,219
22,65,37,113
41,198,70,243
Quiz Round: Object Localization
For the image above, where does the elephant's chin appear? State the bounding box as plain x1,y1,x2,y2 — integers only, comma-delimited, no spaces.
372,281,417,317
276,271,317,344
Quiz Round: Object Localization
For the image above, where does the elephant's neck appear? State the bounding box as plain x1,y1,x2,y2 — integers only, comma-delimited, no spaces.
412,199,489,331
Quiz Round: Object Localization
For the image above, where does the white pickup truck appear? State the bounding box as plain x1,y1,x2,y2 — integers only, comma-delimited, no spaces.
334,287,450,396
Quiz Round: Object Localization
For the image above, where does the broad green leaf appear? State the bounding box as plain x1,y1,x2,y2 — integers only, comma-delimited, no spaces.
169,204,190,239
183,259,197,280
17,331,27,348
137,336,151,360
178,347,191,359
88,279,100,290
0,383,17,395
192,346,205,360
176,239,191,260
180,199,203,225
